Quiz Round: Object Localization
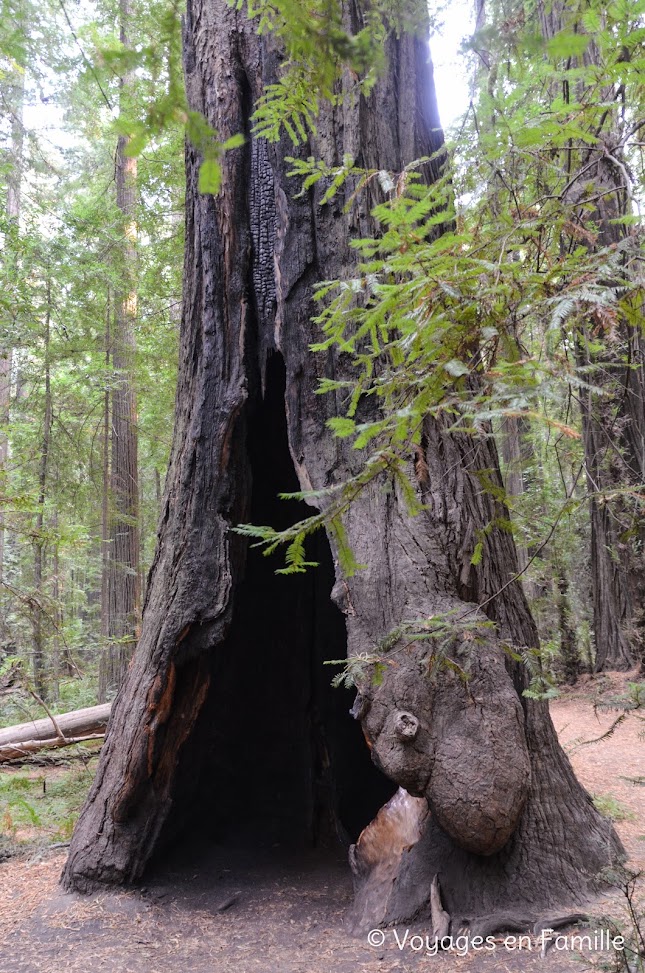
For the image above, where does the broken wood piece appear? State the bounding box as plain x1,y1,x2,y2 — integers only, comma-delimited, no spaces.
0,733,107,762
347,788,430,933
214,892,240,913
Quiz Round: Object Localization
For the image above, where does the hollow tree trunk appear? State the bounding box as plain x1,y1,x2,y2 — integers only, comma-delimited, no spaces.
62,0,622,927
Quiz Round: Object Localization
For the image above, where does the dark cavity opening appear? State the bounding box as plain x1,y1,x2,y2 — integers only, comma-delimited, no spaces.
161,353,394,856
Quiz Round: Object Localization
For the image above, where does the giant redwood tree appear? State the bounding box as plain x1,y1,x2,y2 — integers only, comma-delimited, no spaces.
62,0,623,931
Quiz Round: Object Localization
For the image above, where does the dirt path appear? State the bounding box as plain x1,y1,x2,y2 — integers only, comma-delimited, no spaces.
550,680,644,869
0,684,642,973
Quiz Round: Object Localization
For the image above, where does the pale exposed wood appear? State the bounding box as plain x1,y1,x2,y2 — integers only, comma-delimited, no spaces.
429,875,451,942
348,788,430,933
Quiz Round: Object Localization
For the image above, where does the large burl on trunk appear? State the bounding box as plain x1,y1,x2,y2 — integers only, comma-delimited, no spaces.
62,0,623,930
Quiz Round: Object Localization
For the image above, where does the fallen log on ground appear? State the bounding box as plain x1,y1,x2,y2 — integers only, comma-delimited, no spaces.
0,703,111,762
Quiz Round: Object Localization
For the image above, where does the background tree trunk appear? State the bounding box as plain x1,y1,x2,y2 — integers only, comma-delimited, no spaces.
100,293,111,646
31,277,53,701
577,368,634,670
621,323,645,673
555,564,579,684
98,0,140,701
537,0,644,672
50,508,61,697
0,41,25,638
499,414,533,597
62,0,622,927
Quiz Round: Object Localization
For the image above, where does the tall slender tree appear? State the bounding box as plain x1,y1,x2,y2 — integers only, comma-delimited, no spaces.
99,0,140,701
31,273,53,699
0,1,25,633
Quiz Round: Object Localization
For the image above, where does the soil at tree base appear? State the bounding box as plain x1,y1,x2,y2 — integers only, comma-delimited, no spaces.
0,680,642,973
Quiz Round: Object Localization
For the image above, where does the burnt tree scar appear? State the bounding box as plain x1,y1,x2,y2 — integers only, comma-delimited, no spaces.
220,393,246,469
250,138,277,324
146,662,177,776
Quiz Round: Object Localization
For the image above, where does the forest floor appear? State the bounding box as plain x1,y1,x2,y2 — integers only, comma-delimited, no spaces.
0,672,643,973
